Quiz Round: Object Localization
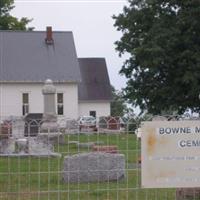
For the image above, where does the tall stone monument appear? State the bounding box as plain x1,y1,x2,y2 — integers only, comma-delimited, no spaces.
40,79,59,132
39,79,64,145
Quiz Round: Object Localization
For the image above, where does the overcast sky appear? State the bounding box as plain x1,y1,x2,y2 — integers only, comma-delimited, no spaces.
12,0,129,90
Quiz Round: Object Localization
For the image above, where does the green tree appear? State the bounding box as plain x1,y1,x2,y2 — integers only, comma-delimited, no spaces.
0,0,32,30
111,86,128,116
113,0,200,115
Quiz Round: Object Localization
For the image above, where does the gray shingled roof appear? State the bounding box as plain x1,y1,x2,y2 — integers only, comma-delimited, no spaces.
78,58,112,101
0,31,81,82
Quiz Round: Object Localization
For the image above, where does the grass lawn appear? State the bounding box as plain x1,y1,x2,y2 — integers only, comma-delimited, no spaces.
0,133,175,200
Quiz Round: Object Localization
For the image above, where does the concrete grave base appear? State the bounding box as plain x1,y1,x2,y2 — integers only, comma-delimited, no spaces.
0,137,61,157
37,132,64,145
62,152,125,183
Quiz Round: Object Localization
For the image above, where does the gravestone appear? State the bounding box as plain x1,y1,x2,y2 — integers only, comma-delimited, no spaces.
15,138,29,153
62,152,125,183
0,139,15,154
40,79,59,132
12,118,25,138
28,138,54,155
39,79,64,144
66,119,79,130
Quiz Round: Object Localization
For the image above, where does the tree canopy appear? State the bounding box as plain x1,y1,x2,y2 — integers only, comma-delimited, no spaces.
113,0,200,114
111,86,128,117
0,0,32,30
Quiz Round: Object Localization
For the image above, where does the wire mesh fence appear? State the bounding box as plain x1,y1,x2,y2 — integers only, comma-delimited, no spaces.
0,115,197,200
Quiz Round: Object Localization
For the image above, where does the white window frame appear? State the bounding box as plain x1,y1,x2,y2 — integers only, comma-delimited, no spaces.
57,92,64,115
22,93,29,116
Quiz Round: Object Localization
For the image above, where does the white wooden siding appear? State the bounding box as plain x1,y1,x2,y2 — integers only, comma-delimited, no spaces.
78,102,110,118
0,83,78,119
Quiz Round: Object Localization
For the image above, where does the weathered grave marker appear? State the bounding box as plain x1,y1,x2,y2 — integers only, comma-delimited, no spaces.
40,79,59,132
39,79,64,144
62,152,125,183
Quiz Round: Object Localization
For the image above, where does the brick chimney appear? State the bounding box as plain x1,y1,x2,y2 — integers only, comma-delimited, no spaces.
45,26,54,44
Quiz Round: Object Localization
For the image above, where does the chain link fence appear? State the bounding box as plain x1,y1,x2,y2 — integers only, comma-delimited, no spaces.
0,115,198,200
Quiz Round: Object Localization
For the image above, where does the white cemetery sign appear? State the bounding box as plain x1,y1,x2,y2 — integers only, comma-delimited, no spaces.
141,120,200,188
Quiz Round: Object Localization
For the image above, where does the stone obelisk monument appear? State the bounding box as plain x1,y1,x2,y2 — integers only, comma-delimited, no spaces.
40,79,59,132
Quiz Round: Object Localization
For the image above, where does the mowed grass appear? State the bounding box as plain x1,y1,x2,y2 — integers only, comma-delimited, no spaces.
0,133,175,200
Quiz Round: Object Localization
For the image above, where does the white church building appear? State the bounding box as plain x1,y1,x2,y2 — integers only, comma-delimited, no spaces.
0,27,112,119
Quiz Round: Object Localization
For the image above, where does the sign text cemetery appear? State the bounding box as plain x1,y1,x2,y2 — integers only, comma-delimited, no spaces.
142,120,200,188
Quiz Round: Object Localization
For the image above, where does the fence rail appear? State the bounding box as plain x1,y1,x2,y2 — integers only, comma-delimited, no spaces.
0,115,199,199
